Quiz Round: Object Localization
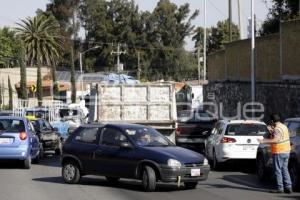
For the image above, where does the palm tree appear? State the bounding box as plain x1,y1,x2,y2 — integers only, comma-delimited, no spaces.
16,14,62,105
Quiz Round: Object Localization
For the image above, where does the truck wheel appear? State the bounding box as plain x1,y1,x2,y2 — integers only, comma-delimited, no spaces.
23,157,31,169
142,166,156,192
62,161,81,184
257,155,267,181
184,181,198,189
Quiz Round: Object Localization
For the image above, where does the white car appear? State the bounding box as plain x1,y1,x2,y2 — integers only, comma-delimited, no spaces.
205,120,268,169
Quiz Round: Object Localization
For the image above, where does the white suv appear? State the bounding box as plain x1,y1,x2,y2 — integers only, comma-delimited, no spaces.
206,120,268,169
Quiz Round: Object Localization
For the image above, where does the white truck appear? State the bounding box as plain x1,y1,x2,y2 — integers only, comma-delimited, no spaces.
88,83,177,143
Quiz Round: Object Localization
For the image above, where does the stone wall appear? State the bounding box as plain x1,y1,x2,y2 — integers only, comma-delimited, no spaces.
207,19,300,81
204,81,300,121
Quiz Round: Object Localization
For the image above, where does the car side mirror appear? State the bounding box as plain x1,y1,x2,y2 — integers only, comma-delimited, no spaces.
120,142,133,149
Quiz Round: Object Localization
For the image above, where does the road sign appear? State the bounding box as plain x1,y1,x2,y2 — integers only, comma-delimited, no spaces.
31,84,37,93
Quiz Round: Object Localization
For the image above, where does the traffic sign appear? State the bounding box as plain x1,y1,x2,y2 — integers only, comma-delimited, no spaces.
31,84,37,93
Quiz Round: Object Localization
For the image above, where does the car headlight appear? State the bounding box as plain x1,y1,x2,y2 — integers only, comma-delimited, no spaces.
203,158,209,166
167,159,181,167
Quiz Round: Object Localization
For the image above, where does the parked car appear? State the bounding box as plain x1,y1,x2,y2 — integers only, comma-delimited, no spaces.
61,123,210,191
0,116,40,169
256,118,300,191
176,109,217,153
206,120,268,169
31,118,62,157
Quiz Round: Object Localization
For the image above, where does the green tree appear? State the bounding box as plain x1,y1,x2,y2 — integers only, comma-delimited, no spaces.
16,14,62,105
17,40,27,99
260,0,300,35
46,0,81,103
194,20,239,54
8,76,13,110
0,27,19,68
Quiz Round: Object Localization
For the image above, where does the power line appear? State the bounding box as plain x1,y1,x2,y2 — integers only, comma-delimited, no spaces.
207,0,227,18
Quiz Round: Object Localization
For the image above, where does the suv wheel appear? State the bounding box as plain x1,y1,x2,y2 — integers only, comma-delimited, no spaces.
289,160,300,191
257,155,267,181
184,181,198,189
62,161,81,184
142,166,156,192
23,157,31,169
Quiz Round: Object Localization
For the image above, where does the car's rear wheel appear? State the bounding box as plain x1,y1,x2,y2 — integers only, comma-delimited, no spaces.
55,142,62,156
62,161,81,184
23,157,31,169
212,150,220,170
289,160,300,191
142,166,156,192
257,154,268,181
184,181,198,189
106,176,120,184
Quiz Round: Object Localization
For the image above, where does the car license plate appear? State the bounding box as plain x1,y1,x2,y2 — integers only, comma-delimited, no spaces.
0,138,13,145
191,169,201,177
243,145,255,151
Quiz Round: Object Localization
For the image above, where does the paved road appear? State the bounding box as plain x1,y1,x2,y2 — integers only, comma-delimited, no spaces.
0,156,298,200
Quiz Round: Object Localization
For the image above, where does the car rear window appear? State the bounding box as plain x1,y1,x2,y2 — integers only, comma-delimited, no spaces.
0,119,25,133
225,123,268,136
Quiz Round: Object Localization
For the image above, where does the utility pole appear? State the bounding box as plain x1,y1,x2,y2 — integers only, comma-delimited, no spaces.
197,46,201,84
137,51,141,80
228,0,232,42
251,0,256,118
238,0,244,39
203,0,207,81
111,43,126,73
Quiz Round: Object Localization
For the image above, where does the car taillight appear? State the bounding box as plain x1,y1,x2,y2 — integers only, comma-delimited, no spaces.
220,137,236,143
19,132,27,140
176,128,181,136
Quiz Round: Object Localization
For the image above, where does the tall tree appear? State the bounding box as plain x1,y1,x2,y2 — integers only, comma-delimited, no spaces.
0,27,19,68
16,14,62,105
193,21,239,54
260,0,300,35
46,0,81,103
8,76,13,110
17,40,27,99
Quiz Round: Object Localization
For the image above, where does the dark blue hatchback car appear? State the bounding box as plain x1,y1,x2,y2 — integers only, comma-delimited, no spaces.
61,123,210,191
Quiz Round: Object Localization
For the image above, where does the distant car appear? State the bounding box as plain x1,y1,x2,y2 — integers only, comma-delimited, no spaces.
176,110,217,153
25,107,50,121
256,118,300,191
59,108,85,132
0,116,40,169
206,120,268,169
61,123,210,191
31,119,62,157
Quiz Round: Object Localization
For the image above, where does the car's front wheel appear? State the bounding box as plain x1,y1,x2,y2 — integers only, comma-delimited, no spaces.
184,181,198,189
55,141,62,156
62,161,81,184
142,166,156,192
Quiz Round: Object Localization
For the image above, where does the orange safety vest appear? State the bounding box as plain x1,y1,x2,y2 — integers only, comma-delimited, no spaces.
271,123,291,154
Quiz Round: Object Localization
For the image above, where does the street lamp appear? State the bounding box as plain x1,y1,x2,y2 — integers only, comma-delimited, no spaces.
251,0,255,118
79,46,101,99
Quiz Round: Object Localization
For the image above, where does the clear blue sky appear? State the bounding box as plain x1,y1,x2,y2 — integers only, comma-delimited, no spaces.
0,0,272,50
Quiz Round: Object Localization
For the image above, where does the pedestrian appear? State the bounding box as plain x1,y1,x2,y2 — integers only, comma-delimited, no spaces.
258,114,292,194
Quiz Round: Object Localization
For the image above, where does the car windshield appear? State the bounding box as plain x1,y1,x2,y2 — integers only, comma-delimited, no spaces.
178,110,193,122
0,119,25,133
225,123,269,136
126,127,173,147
